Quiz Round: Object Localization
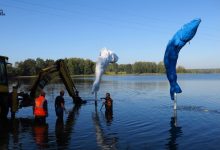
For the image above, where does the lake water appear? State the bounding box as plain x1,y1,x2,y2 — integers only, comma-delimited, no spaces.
1,74,220,150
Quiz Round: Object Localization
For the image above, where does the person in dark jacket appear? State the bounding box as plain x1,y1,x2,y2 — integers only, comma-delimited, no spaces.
104,93,113,111
55,90,66,120
103,93,113,124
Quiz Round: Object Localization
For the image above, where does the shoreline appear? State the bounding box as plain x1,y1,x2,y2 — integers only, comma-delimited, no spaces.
8,72,220,79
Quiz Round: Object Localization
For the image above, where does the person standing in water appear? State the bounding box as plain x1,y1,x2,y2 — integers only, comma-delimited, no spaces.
104,93,113,111
33,90,48,124
102,93,113,124
55,90,66,120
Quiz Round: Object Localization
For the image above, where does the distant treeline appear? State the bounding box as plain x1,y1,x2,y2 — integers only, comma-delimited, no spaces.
7,58,95,76
187,69,220,73
7,57,189,76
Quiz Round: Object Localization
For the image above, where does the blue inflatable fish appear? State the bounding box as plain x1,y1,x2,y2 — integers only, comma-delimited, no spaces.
164,19,201,100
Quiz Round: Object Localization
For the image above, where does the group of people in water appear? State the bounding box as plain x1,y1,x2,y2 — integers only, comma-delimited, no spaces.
33,90,113,123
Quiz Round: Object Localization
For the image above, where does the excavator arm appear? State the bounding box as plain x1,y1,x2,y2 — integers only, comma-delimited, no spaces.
30,59,85,104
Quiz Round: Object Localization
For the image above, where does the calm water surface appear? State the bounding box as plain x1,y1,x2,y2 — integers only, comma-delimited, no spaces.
1,74,220,150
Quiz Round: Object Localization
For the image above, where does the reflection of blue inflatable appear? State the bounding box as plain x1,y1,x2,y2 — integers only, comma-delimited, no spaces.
164,19,201,100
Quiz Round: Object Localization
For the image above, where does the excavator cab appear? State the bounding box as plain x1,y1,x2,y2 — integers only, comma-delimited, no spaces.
0,56,8,89
0,56,9,118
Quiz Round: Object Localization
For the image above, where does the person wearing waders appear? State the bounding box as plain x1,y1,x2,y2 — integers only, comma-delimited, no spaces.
101,93,113,123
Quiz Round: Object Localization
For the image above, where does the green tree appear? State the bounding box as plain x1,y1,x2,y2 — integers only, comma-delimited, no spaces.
133,62,145,73
45,59,55,67
157,61,165,73
6,64,16,77
106,63,119,74
176,66,187,73
35,58,45,73
84,59,95,74
124,64,133,73
16,59,36,76
65,58,95,75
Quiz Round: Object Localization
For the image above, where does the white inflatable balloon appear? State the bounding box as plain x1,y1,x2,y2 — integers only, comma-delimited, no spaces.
92,48,118,94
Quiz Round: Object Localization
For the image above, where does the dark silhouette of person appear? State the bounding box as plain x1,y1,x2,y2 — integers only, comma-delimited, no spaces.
104,93,113,112
55,90,66,121
103,93,113,124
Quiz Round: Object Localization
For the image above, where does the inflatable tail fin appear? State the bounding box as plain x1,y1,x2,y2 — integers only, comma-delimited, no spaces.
170,83,182,100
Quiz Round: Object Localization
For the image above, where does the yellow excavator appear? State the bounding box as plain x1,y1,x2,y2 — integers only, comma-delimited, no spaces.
0,56,86,119
0,56,10,118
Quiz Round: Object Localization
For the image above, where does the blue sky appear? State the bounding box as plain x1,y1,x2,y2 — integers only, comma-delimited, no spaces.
0,0,220,69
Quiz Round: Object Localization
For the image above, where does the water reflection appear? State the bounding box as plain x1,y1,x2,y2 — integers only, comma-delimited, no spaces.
10,119,20,144
55,105,81,149
32,121,49,149
0,105,81,149
166,110,183,150
0,119,10,150
92,107,118,150
105,110,113,125
0,118,33,149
